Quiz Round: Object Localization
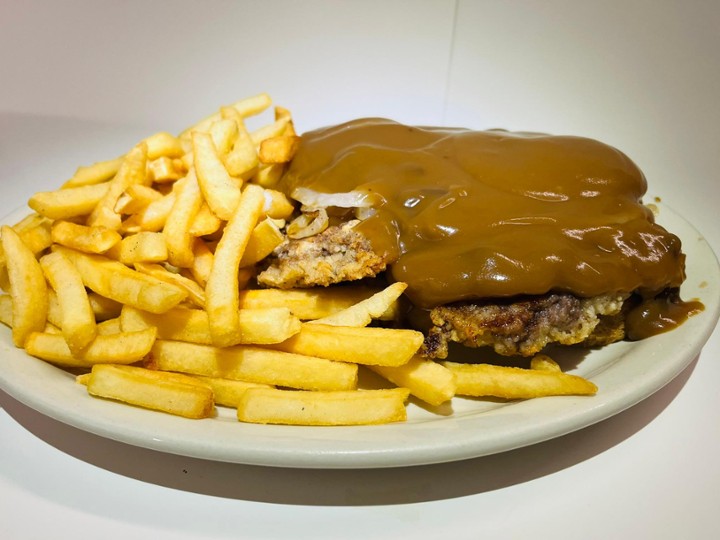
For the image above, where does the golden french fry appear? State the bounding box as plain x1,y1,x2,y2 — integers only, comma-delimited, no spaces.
148,339,358,391
237,387,409,426
220,108,260,178
86,364,214,419
88,143,149,229
237,286,391,320
55,247,187,313
114,184,164,214
0,294,12,327
188,203,223,237
148,156,185,183
87,292,123,321
28,183,110,220
206,184,265,346
442,361,598,399
25,327,157,367
143,132,184,160
180,93,272,140
193,131,242,220
253,163,286,188
189,375,271,408
269,324,424,367
62,157,123,188
1,226,48,347
262,189,295,219
208,118,239,156
251,117,291,145
530,354,563,372
39,251,97,354
163,171,203,267
258,135,301,164
309,282,407,327
96,317,122,335
121,305,300,345
118,232,168,264
369,356,456,406
133,262,205,308
189,237,214,287
138,189,177,232
51,220,122,254
239,218,284,267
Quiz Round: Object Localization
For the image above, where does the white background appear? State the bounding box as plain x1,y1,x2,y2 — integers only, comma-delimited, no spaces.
1,1,719,538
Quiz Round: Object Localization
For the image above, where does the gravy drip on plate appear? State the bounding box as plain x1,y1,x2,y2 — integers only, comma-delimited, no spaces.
279,118,696,337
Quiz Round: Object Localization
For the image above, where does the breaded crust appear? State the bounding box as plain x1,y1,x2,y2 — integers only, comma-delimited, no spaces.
257,221,388,289
422,293,629,358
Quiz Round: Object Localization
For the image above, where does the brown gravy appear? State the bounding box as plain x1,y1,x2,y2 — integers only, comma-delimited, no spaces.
279,118,697,336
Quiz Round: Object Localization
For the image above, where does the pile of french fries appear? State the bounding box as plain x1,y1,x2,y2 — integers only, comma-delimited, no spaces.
0,93,598,426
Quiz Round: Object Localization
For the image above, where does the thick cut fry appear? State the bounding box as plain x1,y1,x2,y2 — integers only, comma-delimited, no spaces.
118,232,168,264
96,317,122,335
189,238,213,287
86,364,213,419
237,387,410,426
309,282,407,327
442,361,598,399
208,118,238,156
190,375,271,408
25,327,157,367
51,220,122,254
87,292,123,321
143,132,184,160
28,183,110,220
121,305,300,345
138,189,177,232
62,157,123,188
369,356,456,406
148,340,357,391
180,93,272,139
1,226,48,347
39,251,97,354
133,262,205,308
253,163,286,188
188,203,223,237
262,189,295,219
237,286,392,320
163,171,203,267
55,247,187,313
258,135,301,164
193,131,241,220
239,218,284,267
220,107,259,178
114,184,164,214
251,117,291,145
148,156,185,183
88,143,149,229
206,184,265,346
269,324,424,367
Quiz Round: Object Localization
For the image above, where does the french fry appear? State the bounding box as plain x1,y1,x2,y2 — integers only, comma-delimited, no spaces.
55,247,187,313
259,135,301,164
114,184,164,214
208,118,239,156
189,238,214,287
121,305,300,345
239,218,284,267
148,339,358,391
133,262,205,308
251,117,291,145
88,143,149,229
87,292,123,321
28,183,110,220
137,189,177,232
180,93,272,140
148,156,185,183
24,327,157,367
118,232,168,264
193,131,241,220
308,282,407,327
269,324,424,367
163,171,203,267
189,375,271,408
188,203,223,237
51,220,122,254
220,107,259,178
143,132,184,160
96,317,122,335
442,360,598,399
237,286,392,320
86,364,214,419
237,387,410,426
1,226,48,347
262,189,295,219
39,251,97,354
62,157,123,188
368,356,456,406
0,214,53,290
0,294,12,327
206,183,265,346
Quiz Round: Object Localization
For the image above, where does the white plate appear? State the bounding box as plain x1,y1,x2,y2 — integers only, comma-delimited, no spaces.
1,204,718,469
